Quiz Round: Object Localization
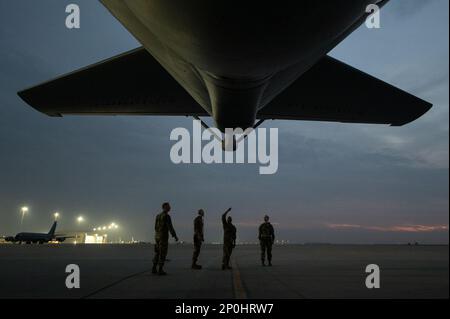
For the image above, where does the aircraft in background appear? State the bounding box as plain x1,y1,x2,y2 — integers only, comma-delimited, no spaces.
3,221,73,244
18,0,432,149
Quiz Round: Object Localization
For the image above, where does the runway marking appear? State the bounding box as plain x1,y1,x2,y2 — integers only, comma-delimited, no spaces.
231,259,248,299
235,249,307,298
261,265,307,299
81,268,151,299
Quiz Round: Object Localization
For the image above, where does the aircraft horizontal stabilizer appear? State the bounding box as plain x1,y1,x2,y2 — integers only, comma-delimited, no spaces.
18,47,207,117
18,49,431,127
258,56,432,126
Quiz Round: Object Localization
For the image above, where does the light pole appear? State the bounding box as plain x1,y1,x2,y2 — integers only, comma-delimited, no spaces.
109,222,119,243
20,206,29,227
54,212,60,221
76,216,85,243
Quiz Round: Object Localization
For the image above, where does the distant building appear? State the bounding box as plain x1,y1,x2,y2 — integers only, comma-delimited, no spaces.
63,232,107,244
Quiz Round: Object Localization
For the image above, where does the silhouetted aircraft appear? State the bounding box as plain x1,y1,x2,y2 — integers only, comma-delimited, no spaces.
4,221,73,244
18,1,431,148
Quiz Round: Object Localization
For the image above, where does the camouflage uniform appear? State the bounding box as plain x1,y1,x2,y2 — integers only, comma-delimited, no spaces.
192,215,204,265
153,211,177,267
222,214,236,268
259,222,275,264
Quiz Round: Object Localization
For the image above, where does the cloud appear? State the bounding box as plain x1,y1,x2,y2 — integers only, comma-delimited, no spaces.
235,221,280,227
327,223,448,233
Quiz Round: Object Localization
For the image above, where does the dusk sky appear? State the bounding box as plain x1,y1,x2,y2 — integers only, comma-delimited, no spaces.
0,0,448,244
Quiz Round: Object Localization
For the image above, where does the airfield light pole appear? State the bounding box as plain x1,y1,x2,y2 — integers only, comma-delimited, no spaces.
75,216,85,243
20,206,29,227
76,216,85,235
110,222,119,243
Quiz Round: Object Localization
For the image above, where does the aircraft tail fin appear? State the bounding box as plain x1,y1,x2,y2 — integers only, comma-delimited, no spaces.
48,221,57,236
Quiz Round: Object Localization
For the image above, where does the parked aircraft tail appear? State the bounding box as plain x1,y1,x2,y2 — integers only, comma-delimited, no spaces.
48,221,57,236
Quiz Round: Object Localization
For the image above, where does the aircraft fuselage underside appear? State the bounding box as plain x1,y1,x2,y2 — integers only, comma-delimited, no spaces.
100,0,383,131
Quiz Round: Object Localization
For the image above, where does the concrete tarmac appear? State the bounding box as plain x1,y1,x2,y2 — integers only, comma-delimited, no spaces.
0,244,448,299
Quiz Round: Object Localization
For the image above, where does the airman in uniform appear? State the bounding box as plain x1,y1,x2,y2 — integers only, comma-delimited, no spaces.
221,207,236,270
192,209,205,269
152,202,179,275
258,215,275,266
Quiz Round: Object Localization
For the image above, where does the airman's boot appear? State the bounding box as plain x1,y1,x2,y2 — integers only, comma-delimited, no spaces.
152,263,158,274
158,266,167,276
192,263,202,270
